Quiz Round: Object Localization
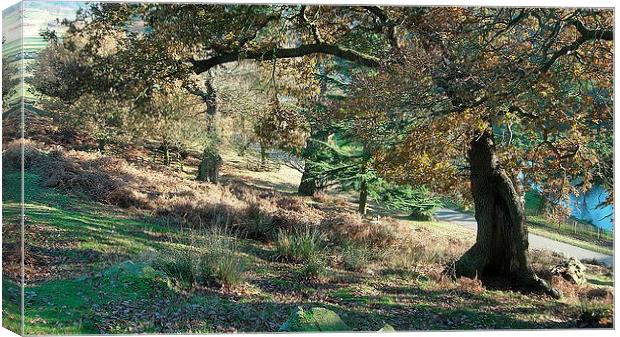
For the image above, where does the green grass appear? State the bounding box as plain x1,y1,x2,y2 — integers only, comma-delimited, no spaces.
2,171,181,334
2,280,22,335
586,273,614,287
527,216,613,256
1,168,613,333
22,262,173,334
528,217,614,256
407,218,475,240
4,171,175,261
154,227,248,288
275,227,325,263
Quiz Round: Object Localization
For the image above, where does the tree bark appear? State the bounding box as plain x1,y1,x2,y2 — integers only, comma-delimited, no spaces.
358,178,368,215
358,157,369,215
162,142,171,166
197,147,223,183
298,163,317,196
297,130,330,196
455,129,559,297
191,42,380,73
97,138,106,153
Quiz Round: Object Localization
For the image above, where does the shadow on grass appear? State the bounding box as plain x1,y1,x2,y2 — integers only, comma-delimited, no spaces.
1,169,594,334
16,269,580,335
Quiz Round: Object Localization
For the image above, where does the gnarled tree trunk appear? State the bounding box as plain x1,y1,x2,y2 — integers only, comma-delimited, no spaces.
197,148,223,183
455,129,559,297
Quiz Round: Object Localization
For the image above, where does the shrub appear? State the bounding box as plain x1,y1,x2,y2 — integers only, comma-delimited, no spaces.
2,139,47,171
372,184,443,221
2,140,26,170
275,227,324,263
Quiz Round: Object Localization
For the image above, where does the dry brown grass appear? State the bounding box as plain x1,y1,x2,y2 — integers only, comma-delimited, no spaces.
324,213,402,248
584,287,614,302
311,191,348,207
457,276,485,294
548,276,614,304
4,140,412,251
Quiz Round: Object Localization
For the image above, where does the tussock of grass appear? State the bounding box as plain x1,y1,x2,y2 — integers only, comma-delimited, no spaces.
154,227,246,288
383,236,463,275
243,202,276,240
275,227,324,263
297,254,328,280
274,227,328,280
341,243,375,272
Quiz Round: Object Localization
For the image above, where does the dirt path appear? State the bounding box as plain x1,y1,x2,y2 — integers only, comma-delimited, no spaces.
434,208,614,268
220,152,613,268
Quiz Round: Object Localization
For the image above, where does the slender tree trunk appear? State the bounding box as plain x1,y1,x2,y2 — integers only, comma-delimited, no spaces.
298,163,317,196
192,75,223,182
162,142,171,166
97,138,106,153
358,157,369,215
358,178,368,215
260,145,267,169
178,154,184,171
455,129,559,297
297,130,329,196
537,193,545,216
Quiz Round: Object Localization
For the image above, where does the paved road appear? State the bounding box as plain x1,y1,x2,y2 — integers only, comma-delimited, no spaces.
435,208,613,268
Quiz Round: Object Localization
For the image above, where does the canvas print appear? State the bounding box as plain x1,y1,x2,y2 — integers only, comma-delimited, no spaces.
1,1,614,334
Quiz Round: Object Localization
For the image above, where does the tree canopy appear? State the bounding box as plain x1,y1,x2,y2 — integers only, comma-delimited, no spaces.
29,4,613,294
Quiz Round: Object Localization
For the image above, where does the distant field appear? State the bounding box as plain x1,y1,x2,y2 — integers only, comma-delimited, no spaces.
3,37,49,57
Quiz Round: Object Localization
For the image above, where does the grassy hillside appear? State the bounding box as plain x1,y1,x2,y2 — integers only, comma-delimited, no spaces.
1,142,614,334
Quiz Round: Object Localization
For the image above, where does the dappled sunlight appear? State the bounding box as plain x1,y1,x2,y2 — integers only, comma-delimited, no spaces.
2,3,614,333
